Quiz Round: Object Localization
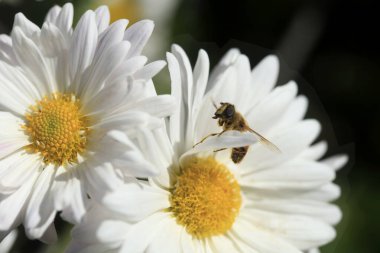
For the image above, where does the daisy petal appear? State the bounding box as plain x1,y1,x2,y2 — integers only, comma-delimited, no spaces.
322,154,348,171
299,141,328,160
146,218,182,253
54,2,73,35
233,219,301,253
241,210,336,250
0,169,39,231
94,5,110,33
133,60,166,81
0,112,28,159
240,119,321,173
124,20,154,57
249,55,280,106
102,182,170,221
12,27,55,95
69,10,97,91
45,5,61,23
13,13,40,39
24,166,56,237
243,160,335,190
119,213,172,253
248,198,342,225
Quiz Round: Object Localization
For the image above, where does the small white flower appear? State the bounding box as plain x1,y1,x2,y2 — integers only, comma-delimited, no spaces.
68,45,347,253
0,230,17,253
0,3,174,242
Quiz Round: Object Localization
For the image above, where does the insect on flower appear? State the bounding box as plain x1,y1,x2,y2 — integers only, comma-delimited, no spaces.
194,102,280,163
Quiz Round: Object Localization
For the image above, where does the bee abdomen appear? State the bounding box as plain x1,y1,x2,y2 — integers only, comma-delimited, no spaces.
231,146,249,163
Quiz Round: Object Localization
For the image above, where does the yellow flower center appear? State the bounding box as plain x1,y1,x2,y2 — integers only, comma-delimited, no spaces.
23,93,89,166
170,156,242,238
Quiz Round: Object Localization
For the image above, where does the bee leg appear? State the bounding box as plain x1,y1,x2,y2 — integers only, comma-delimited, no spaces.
213,148,227,153
217,129,228,136
193,133,218,148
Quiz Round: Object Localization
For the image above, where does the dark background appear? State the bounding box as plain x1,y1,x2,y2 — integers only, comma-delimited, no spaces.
0,0,379,252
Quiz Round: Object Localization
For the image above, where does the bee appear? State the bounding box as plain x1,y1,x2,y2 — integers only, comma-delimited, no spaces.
194,102,280,163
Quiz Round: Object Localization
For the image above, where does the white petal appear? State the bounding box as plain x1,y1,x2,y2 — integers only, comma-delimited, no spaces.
248,55,280,106
192,49,209,109
207,48,240,92
102,182,169,222
240,210,336,250
24,166,56,239
322,154,348,171
245,81,298,134
146,218,182,253
181,131,258,161
206,54,252,114
171,45,194,129
209,235,240,253
248,198,342,225
275,95,309,130
95,19,129,64
94,5,110,33
70,203,120,246
0,34,16,64
44,5,61,24
12,27,55,95
0,230,17,253
69,10,97,92
94,130,159,178
82,160,123,201
121,95,176,118
232,218,301,253
53,168,87,223
119,213,172,253
0,61,39,115
239,119,321,173
0,151,41,192
0,167,39,231
308,248,321,253
245,182,341,202
54,2,73,34
13,13,40,39
133,60,166,81
94,111,161,131
124,20,154,57
81,81,128,116
39,222,57,244
80,41,131,102
167,51,185,155
40,22,66,56
0,112,29,159
299,141,328,160
243,159,335,190
97,219,130,245
105,56,147,85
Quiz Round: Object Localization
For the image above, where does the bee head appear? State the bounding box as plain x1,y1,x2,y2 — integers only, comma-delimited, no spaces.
213,102,235,119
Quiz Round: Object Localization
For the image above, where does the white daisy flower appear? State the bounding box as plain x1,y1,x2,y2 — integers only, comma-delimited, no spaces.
0,3,175,243
68,45,347,253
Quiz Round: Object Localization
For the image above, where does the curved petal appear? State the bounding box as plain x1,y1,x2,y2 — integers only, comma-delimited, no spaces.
94,5,110,33
69,10,98,92
102,182,169,222
0,112,29,159
124,20,154,58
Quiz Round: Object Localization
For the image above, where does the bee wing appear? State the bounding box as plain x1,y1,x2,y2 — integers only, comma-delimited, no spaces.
248,128,281,153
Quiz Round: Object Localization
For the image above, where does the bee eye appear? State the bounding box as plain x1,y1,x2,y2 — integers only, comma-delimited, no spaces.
225,106,234,117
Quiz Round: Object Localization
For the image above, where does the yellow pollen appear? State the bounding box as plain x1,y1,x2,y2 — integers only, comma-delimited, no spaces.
170,156,242,238
23,93,89,166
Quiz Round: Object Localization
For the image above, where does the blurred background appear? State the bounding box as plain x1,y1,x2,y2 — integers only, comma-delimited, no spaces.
0,0,378,252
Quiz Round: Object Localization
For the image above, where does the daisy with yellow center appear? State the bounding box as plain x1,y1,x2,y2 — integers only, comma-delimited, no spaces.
0,3,174,242
69,45,347,253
